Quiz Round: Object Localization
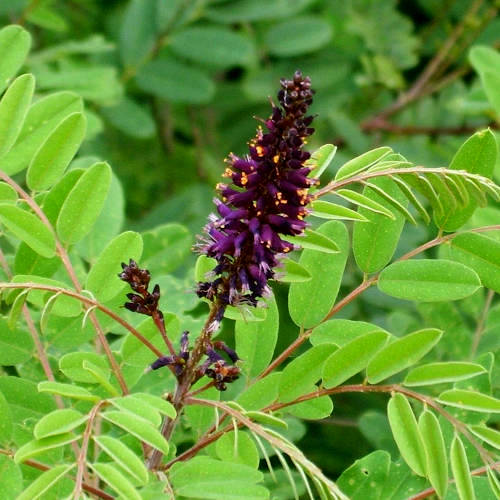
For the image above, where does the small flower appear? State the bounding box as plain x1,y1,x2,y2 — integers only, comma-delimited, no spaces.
197,341,241,391
119,259,162,317
196,71,317,308
150,331,190,375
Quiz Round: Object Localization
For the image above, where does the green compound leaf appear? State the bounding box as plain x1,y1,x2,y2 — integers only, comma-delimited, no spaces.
38,381,100,402
91,462,142,500
445,232,500,294
235,292,279,378
279,344,337,403
102,410,169,454
26,112,86,191
404,362,487,387
437,389,500,412
378,259,482,302
0,25,31,94
34,409,87,439
56,161,112,244
135,57,215,105
16,464,74,500
469,425,500,450
94,435,149,485
289,220,349,328
265,16,333,57
306,143,336,179
0,204,55,258
1,91,83,175
0,74,34,157
419,410,448,498
352,177,407,273
335,146,392,180
367,328,442,384
14,432,81,463
311,200,369,222
450,434,476,500
436,129,497,231
322,331,389,388
387,394,426,477
169,456,267,500
86,231,143,302
170,27,255,68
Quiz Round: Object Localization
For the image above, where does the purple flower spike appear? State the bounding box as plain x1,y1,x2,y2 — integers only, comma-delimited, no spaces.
196,71,317,308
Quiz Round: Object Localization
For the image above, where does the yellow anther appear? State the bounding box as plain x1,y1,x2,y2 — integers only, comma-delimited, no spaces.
256,146,265,157
273,154,280,163
240,173,248,185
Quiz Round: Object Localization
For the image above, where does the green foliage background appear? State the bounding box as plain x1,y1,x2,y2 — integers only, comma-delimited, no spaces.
0,0,500,498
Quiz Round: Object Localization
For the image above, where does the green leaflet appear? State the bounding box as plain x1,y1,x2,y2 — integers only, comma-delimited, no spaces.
367,328,442,384
0,389,13,444
16,464,74,500
38,381,100,402
0,204,55,258
437,389,500,412
85,230,143,302
0,74,34,157
436,129,497,231
237,373,281,411
378,259,482,302
311,200,369,222
34,409,87,439
94,435,149,485
387,394,426,477
288,220,349,328
404,362,486,387
450,434,476,500
56,161,112,244
14,433,81,463
215,431,260,468
91,463,142,500
335,146,392,180
26,112,86,191
469,425,500,450
235,292,279,378
352,177,407,273
0,25,31,95
322,331,389,388
0,315,34,364
419,410,448,498
279,258,312,282
279,344,337,402
310,319,390,346
470,46,500,117
0,455,22,499
59,352,110,384
306,143,336,179
285,228,339,253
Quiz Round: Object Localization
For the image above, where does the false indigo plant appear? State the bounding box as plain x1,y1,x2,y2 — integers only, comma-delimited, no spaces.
2,22,500,500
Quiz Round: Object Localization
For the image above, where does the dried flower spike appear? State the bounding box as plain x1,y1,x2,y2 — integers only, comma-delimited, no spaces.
197,71,317,308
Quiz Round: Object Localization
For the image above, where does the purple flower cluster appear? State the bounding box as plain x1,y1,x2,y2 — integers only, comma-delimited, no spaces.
197,71,317,308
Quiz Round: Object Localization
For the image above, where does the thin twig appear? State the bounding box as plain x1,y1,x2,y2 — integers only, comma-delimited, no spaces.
470,288,495,359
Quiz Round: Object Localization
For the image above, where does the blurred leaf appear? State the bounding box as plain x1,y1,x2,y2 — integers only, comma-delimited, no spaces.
323,331,388,388
387,393,426,476
94,435,149,485
0,315,34,364
86,231,143,302
135,58,215,104
34,409,87,439
170,27,255,67
469,46,500,117
279,344,337,402
289,220,349,328
265,16,332,57
419,410,448,498
57,161,112,244
0,204,55,257
91,463,142,500
0,455,22,499
437,389,500,412
236,292,279,378
378,259,482,302
450,434,476,500
404,362,487,387
0,182,17,203
16,464,74,500
100,97,155,139
0,389,13,444
367,328,442,383
0,25,31,94
25,3,67,32
0,74,34,157
26,112,86,190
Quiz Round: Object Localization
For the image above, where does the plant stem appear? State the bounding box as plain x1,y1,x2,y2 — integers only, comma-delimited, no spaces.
470,288,495,359
152,310,176,356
